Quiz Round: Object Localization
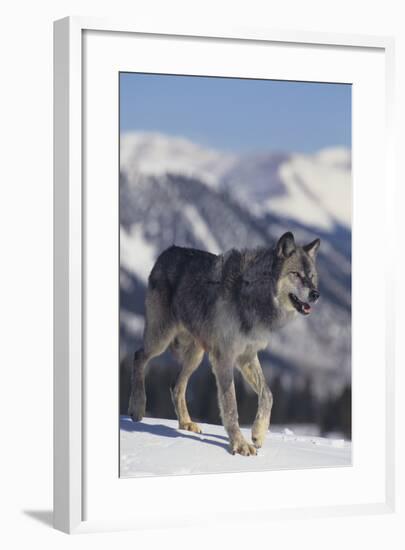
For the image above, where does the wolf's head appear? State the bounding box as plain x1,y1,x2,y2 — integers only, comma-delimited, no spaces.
273,232,320,316
221,232,320,328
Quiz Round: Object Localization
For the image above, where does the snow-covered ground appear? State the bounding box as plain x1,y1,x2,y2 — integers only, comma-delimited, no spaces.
120,416,351,478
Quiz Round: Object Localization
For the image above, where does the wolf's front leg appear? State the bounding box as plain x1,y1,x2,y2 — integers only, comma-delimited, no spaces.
211,356,257,456
237,356,273,449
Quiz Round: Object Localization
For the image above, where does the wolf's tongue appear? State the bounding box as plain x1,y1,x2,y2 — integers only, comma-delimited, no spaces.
302,303,311,314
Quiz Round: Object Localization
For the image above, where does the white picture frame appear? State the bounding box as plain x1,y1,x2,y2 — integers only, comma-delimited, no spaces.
54,16,396,534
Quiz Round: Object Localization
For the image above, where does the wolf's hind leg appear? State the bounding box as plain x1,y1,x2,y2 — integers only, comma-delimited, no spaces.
128,290,175,422
128,347,148,422
236,355,273,448
170,336,204,433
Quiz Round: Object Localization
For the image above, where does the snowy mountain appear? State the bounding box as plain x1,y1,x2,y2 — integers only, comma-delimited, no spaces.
121,132,351,230
119,132,352,402
120,131,236,188
222,147,351,230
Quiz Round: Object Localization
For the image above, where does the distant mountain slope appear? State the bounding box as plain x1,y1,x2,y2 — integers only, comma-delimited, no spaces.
120,131,236,187
121,132,351,231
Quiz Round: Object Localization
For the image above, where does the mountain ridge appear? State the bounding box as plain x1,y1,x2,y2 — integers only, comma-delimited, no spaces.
121,131,351,231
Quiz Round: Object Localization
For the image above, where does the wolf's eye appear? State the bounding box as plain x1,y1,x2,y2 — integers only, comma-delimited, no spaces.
291,272,300,278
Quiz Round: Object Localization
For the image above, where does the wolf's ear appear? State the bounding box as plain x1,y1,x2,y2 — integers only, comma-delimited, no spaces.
276,232,296,258
303,238,321,259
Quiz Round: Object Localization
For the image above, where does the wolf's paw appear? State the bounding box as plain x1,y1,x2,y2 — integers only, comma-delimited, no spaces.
128,394,145,422
231,437,257,456
179,421,202,434
251,434,265,449
251,430,267,449
252,420,269,448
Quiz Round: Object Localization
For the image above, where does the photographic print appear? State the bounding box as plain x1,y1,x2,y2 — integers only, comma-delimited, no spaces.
119,73,352,477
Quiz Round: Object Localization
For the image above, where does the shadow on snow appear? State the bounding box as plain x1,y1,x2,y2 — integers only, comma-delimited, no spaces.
120,415,230,452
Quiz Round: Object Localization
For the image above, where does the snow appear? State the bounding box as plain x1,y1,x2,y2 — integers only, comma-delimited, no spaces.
182,204,221,254
120,131,236,188
314,146,351,168
120,224,156,283
120,311,145,336
120,416,351,478
266,151,351,231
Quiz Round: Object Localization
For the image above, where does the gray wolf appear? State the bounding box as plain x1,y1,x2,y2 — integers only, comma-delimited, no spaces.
128,232,320,455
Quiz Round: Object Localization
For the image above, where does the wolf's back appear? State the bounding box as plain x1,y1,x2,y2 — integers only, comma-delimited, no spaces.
148,245,218,294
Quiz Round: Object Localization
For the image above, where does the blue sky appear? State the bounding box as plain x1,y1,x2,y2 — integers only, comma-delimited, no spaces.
120,73,351,154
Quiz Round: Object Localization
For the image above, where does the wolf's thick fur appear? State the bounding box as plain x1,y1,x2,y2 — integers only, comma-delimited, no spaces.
128,232,320,455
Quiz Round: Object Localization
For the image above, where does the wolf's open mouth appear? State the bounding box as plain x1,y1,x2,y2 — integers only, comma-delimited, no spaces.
289,293,311,315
